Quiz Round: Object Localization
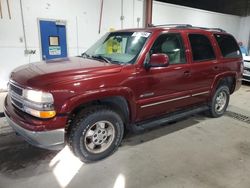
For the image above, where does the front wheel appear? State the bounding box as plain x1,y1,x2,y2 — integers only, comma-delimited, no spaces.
209,85,230,118
68,106,124,163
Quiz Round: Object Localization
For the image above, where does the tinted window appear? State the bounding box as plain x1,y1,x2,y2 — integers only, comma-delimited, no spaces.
189,34,215,61
214,34,241,58
151,33,186,64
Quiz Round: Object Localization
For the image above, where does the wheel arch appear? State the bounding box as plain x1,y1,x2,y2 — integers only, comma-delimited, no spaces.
211,72,237,96
65,95,132,133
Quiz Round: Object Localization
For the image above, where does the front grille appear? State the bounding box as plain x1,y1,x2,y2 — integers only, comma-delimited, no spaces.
9,82,24,111
11,97,23,110
9,83,23,96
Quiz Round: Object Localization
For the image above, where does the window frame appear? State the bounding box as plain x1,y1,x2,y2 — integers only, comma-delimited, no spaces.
188,33,216,63
149,32,187,65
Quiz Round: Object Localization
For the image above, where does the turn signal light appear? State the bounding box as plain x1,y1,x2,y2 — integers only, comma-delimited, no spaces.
24,106,56,119
39,111,56,118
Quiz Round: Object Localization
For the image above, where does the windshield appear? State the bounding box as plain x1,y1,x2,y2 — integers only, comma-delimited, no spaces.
84,31,150,64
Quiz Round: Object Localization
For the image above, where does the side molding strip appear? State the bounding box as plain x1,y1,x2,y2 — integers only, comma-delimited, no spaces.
140,91,210,109
191,91,210,97
141,95,190,108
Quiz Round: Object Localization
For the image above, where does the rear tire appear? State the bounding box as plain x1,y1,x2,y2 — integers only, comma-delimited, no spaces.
209,85,230,118
68,106,124,163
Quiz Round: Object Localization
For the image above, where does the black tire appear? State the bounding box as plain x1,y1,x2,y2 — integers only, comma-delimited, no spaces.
209,85,230,118
68,105,124,163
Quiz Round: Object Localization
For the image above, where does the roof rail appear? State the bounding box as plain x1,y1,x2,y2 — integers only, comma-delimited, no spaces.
191,26,226,32
148,24,226,32
148,24,193,28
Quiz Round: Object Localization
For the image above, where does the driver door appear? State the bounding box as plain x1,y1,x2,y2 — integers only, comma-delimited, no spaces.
134,33,193,121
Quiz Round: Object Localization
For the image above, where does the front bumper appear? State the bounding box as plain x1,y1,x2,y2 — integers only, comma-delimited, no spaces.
4,95,66,150
4,113,65,150
243,70,250,82
243,75,250,82
243,65,250,82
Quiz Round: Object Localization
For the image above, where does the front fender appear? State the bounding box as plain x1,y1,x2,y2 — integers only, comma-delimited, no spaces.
60,87,137,120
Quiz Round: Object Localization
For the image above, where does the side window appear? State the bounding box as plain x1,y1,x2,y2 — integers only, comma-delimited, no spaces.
188,34,215,62
214,34,241,58
151,33,186,65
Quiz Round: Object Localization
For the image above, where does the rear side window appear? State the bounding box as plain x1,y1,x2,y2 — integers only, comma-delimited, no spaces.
188,34,215,62
214,34,241,58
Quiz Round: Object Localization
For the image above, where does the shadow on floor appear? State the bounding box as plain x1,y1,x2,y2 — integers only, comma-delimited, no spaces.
123,114,206,146
0,113,207,178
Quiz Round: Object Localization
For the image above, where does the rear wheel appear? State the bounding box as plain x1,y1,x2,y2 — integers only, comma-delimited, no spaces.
209,85,230,118
68,106,124,162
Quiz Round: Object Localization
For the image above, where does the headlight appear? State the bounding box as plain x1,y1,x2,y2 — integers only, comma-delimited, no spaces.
23,89,54,103
22,89,56,118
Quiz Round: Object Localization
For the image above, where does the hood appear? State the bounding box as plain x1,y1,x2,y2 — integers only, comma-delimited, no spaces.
10,57,122,88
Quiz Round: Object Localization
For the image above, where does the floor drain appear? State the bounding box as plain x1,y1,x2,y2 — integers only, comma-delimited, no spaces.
226,111,250,124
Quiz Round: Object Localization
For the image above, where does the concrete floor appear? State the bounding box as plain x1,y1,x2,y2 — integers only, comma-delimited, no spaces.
0,83,250,188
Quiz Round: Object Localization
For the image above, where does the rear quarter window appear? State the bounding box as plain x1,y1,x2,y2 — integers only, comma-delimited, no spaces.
214,34,241,58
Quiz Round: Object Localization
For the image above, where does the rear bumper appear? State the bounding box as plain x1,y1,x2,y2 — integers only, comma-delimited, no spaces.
4,95,66,150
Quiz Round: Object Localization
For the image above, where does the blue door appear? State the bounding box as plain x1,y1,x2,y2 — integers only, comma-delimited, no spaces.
39,20,67,60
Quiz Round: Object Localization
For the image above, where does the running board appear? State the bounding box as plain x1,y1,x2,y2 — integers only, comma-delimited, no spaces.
131,106,209,132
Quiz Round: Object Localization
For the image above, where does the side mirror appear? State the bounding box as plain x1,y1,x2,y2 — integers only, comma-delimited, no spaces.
144,53,169,69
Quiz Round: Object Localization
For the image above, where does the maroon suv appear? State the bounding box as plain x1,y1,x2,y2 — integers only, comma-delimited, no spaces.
4,24,243,162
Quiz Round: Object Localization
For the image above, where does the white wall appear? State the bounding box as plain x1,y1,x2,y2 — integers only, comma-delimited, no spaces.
153,2,241,38
0,0,144,90
0,0,248,90
238,16,250,50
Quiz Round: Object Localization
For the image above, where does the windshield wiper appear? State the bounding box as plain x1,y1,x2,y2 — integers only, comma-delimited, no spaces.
80,53,114,64
81,52,91,58
92,55,111,64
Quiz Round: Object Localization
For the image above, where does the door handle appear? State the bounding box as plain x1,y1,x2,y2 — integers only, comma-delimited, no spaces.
184,70,191,77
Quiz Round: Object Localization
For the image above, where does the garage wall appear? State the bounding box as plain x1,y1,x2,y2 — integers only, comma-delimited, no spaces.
0,0,247,90
0,0,144,90
153,2,241,38
238,16,250,51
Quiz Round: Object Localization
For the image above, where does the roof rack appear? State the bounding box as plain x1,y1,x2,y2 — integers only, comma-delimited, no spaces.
148,24,193,28
148,24,226,32
191,26,226,32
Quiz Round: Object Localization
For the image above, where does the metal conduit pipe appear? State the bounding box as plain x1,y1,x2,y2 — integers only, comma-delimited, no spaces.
19,0,28,52
121,0,124,29
0,0,3,19
6,0,11,19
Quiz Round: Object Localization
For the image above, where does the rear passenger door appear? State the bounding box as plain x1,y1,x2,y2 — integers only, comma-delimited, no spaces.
187,33,221,104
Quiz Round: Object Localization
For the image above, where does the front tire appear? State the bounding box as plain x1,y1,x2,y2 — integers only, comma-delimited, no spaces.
68,106,124,163
209,85,230,118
